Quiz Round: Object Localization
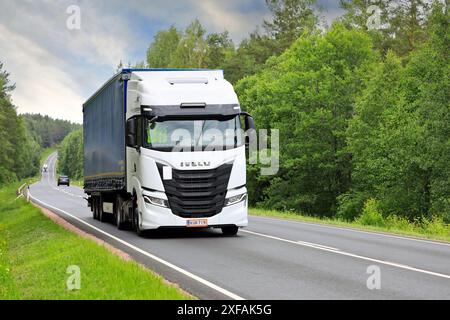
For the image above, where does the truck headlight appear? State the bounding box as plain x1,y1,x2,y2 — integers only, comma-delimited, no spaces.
225,193,247,206
143,195,169,208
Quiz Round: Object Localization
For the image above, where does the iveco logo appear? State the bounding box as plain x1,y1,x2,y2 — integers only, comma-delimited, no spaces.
180,161,211,168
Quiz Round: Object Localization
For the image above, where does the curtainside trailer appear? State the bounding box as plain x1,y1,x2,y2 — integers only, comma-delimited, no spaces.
83,69,254,236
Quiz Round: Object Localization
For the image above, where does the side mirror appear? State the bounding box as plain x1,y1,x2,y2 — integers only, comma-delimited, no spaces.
241,113,255,151
126,118,138,148
244,115,255,131
126,133,137,148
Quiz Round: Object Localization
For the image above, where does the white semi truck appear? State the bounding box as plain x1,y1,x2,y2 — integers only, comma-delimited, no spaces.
83,69,254,236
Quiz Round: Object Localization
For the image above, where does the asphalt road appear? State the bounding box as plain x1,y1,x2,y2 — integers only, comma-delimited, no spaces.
29,153,450,300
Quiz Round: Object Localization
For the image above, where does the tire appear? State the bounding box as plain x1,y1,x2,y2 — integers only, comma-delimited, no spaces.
132,197,145,237
115,196,127,230
98,195,107,222
221,226,239,236
93,197,98,220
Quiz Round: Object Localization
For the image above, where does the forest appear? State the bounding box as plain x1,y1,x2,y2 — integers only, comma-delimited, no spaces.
23,113,81,149
20,0,450,223
117,0,450,223
0,62,81,185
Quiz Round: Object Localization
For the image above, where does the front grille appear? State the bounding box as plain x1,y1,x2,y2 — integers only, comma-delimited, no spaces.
157,163,233,218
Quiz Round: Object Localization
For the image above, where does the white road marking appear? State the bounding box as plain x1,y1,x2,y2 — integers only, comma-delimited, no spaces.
242,229,450,280
28,192,244,300
296,240,340,251
250,215,450,247
38,153,450,295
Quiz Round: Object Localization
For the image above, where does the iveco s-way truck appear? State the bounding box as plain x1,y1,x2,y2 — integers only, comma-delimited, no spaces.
83,69,254,236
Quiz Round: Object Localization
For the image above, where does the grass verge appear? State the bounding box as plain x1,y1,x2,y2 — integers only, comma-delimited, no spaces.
0,183,191,300
69,179,83,188
249,208,450,242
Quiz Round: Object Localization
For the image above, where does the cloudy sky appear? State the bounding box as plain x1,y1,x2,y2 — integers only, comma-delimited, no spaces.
0,0,343,123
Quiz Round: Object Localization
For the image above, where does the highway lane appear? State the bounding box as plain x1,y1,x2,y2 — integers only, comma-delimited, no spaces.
29,153,450,299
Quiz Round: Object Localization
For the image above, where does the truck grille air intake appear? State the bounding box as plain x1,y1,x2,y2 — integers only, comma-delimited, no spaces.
157,163,233,218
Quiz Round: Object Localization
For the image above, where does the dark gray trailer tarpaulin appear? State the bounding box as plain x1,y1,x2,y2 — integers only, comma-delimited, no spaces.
83,74,126,192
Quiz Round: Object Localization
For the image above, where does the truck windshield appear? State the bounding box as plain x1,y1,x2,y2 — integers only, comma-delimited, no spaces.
144,116,244,152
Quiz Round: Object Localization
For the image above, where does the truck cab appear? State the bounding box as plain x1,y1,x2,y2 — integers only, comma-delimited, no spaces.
84,69,254,236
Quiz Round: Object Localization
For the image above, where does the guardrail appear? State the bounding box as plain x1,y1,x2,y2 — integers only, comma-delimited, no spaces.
16,183,30,202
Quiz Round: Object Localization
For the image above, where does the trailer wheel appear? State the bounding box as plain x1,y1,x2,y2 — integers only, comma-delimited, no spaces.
93,197,99,220
98,195,107,222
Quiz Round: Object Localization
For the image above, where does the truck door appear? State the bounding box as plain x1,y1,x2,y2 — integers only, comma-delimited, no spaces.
126,116,142,191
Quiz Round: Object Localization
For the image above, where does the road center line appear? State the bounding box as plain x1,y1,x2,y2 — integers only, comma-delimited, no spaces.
28,192,245,300
242,229,450,280
296,240,340,251
250,215,450,247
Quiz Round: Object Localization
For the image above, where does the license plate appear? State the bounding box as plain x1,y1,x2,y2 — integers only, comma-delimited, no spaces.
186,219,208,228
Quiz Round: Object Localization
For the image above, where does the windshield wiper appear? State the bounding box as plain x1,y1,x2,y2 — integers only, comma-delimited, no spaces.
195,120,207,147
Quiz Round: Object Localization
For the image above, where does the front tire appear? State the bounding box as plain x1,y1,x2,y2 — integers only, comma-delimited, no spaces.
221,226,239,236
132,197,145,237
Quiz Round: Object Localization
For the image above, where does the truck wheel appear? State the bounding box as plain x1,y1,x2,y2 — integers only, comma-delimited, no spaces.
93,197,99,220
221,226,239,236
133,199,145,237
99,195,107,223
115,197,126,230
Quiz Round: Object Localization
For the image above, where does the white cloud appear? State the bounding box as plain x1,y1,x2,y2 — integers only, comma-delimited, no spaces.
0,0,269,123
192,1,270,41
0,0,341,123
0,0,143,123
122,0,269,43
0,24,84,122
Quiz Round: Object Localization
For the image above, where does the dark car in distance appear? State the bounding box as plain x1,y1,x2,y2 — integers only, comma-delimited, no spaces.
57,175,70,186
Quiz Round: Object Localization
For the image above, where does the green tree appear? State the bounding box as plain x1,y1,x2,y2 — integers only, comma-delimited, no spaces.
205,31,235,69
170,20,208,68
339,0,390,30
224,0,320,83
236,24,377,216
400,2,450,219
343,52,404,219
263,0,319,53
0,62,40,184
223,31,277,83
58,129,83,179
146,26,181,68
0,98,17,183
340,0,434,56
0,62,15,100
23,113,81,148
389,0,431,55
343,2,450,221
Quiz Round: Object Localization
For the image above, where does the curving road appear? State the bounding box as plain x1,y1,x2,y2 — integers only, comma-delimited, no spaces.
29,153,450,300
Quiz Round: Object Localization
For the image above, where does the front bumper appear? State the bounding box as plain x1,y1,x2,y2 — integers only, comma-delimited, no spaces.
138,193,248,230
